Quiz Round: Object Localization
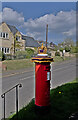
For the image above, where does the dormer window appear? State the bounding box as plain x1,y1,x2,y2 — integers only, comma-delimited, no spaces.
16,36,20,42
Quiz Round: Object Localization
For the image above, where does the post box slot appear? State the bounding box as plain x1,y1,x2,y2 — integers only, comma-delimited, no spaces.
44,66,50,71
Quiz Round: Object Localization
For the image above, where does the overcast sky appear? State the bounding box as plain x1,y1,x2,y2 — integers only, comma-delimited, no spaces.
0,2,76,44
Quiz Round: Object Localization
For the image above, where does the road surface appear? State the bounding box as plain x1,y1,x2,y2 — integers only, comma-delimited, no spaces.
1,58,77,119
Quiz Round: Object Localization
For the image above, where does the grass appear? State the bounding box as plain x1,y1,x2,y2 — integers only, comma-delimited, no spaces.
10,80,78,120
53,56,73,62
70,78,78,83
2,56,74,71
2,59,34,71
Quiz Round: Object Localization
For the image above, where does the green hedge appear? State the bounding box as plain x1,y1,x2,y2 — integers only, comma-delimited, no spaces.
1,48,35,60
15,51,27,59
0,51,6,61
0,51,2,61
25,48,34,58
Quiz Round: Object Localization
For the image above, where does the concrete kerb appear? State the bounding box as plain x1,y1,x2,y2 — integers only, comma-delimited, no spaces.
2,67,34,78
2,58,76,78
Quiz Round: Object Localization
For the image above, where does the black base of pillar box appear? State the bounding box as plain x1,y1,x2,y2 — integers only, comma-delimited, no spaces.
35,105,51,115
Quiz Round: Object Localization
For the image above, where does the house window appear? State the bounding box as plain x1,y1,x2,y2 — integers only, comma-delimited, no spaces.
0,47,10,54
0,32,9,39
7,48,10,53
0,48,2,51
16,36,20,42
3,33,5,38
5,48,6,53
6,33,9,39
0,32,3,38
2,48,4,52
16,48,20,51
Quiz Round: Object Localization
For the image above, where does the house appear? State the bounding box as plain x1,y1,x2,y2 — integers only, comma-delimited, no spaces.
0,22,40,55
50,42,56,49
38,40,50,47
0,22,25,55
22,35,40,48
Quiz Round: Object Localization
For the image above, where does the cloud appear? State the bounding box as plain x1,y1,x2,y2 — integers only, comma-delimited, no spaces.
2,7,25,26
22,10,76,41
0,12,2,23
63,28,76,37
2,7,76,42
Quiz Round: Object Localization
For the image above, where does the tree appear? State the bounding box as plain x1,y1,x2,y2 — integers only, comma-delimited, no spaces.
58,38,75,52
63,38,74,47
65,46,70,52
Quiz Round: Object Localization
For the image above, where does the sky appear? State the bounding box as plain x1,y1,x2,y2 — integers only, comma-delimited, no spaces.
0,2,76,44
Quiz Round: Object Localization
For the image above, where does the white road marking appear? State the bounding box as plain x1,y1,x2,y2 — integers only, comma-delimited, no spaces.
2,64,76,78
20,75,34,81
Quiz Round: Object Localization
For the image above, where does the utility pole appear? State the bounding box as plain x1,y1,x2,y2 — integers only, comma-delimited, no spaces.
46,24,48,48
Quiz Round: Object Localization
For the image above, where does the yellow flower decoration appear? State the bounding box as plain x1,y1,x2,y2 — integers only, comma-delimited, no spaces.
59,92,61,94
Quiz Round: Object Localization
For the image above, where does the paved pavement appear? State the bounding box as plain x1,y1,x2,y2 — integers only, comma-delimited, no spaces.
0,58,77,119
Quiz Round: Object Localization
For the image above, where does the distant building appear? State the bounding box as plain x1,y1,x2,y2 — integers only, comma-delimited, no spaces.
38,40,50,47
22,35,40,48
50,42,56,49
0,22,40,55
38,40,46,46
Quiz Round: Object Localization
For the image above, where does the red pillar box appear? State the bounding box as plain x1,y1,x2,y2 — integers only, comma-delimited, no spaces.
32,43,53,112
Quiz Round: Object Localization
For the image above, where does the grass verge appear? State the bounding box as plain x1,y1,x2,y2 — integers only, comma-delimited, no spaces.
2,56,74,71
70,78,78,83
2,59,34,71
53,56,74,62
9,81,78,120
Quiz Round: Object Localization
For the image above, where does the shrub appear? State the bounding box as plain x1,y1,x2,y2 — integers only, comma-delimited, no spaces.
54,47,58,51
25,48,34,58
70,46,78,53
55,51,60,56
5,54,14,60
76,47,78,53
65,46,70,52
15,51,27,59
0,52,6,61
60,47,64,52
0,51,2,61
